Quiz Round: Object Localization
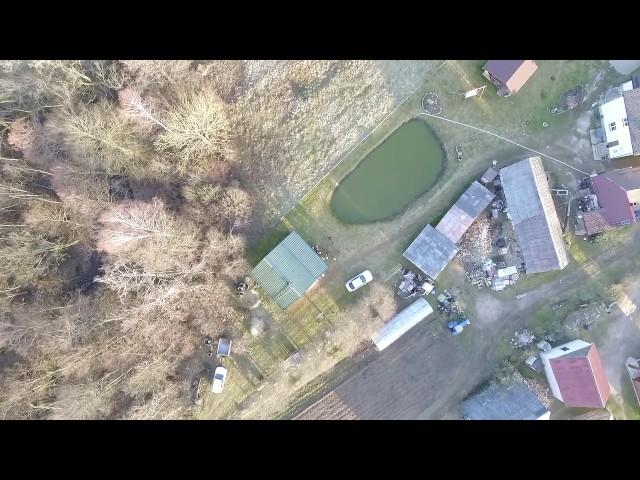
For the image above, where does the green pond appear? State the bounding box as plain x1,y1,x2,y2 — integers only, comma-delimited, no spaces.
330,119,445,224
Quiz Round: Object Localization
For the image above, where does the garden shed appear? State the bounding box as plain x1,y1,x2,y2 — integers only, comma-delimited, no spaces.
251,231,328,309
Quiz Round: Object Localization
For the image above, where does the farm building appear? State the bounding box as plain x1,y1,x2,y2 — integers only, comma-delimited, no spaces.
540,340,610,409
482,60,538,96
500,157,569,273
461,381,550,420
250,231,327,309
403,225,458,280
371,297,433,351
625,357,640,407
592,79,640,160
435,181,494,244
582,167,640,235
404,181,493,279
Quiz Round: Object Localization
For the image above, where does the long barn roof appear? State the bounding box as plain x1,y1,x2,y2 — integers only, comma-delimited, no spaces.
500,157,569,273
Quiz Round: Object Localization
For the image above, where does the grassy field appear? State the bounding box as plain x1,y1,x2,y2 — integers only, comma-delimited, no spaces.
196,60,638,420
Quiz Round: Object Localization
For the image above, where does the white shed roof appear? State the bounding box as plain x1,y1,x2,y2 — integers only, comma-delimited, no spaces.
372,297,433,351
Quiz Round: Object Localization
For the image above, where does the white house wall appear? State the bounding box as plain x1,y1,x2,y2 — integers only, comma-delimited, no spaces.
540,339,592,402
600,96,634,159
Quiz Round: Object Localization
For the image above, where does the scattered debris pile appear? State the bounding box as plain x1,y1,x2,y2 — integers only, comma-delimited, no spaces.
523,377,553,408
236,277,250,296
396,267,434,299
437,290,461,316
284,350,304,369
565,303,605,331
550,85,585,114
312,244,333,261
511,329,535,349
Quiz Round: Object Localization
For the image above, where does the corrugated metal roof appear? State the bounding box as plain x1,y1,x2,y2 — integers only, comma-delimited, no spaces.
435,181,494,243
500,157,569,273
403,225,458,280
461,381,549,420
251,231,327,309
372,297,433,351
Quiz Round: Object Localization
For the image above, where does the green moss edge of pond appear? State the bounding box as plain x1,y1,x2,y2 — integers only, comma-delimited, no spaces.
330,118,446,224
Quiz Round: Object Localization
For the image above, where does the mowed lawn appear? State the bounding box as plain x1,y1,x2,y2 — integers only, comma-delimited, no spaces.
197,60,617,419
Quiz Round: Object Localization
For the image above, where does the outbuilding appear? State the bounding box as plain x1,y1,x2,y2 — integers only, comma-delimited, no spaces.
500,157,569,273
250,231,328,309
482,60,538,96
540,339,610,409
461,381,550,420
371,297,433,351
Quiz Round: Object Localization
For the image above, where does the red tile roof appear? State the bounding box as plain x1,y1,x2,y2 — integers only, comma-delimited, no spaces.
591,174,636,226
549,344,610,408
582,211,613,235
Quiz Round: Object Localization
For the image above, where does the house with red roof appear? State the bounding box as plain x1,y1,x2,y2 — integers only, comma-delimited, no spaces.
482,60,538,97
540,339,610,409
582,167,640,235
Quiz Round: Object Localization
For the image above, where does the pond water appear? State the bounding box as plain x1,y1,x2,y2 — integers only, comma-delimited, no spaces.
330,119,445,224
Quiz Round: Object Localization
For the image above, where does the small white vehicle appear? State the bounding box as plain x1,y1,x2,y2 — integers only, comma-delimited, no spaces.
345,270,373,292
211,366,228,394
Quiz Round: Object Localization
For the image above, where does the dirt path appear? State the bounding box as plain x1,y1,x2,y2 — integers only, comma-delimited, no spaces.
290,227,640,419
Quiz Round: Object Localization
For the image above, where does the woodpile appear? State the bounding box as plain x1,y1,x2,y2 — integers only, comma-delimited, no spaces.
523,377,553,409
457,218,492,288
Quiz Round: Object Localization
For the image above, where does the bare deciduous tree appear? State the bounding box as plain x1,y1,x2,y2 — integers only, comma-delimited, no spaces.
118,87,171,132
121,60,194,89
215,186,251,232
0,230,72,288
154,84,231,174
47,102,150,177
96,199,173,253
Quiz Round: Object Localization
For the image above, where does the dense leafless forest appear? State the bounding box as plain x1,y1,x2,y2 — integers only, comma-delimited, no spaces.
0,60,433,419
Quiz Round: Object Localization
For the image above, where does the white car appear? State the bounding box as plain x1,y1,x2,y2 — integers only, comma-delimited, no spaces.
345,270,373,292
211,366,227,394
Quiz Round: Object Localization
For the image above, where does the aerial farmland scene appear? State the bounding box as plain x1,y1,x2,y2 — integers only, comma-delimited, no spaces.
1,60,640,420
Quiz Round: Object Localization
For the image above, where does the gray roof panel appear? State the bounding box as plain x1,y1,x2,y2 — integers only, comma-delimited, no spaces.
461,382,548,420
500,157,569,273
403,225,458,280
436,181,494,243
